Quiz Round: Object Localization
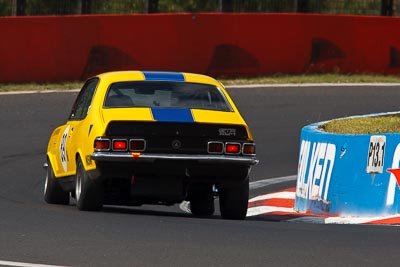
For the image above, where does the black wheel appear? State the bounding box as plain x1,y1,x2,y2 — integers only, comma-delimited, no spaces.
44,160,69,205
75,158,103,211
189,184,215,217
219,178,249,220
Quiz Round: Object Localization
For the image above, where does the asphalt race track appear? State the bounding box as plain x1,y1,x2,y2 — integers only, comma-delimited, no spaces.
1,85,400,266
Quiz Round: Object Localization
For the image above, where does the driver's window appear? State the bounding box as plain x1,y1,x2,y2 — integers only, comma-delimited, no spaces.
69,78,99,120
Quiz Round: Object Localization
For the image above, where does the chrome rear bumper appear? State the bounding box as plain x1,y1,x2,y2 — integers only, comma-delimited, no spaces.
91,152,259,166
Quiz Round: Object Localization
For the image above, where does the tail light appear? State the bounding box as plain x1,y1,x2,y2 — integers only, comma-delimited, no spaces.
94,138,111,151
130,139,146,152
113,139,128,151
242,143,256,155
225,143,241,154
207,141,255,156
208,141,224,154
95,137,147,152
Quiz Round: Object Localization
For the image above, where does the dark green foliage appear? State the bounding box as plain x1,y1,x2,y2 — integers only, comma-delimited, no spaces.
0,0,393,16
0,1,11,16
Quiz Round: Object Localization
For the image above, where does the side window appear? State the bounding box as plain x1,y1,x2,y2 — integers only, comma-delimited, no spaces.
69,78,99,120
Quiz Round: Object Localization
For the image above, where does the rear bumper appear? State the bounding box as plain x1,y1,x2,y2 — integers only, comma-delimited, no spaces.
91,152,259,166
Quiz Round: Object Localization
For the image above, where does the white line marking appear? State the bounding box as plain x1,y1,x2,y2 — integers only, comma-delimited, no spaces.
2,83,400,96
249,175,297,190
324,214,400,224
0,260,68,267
0,89,79,96
288,214,400,225
248,191,295,203
247,206,294,217
227,83,400,89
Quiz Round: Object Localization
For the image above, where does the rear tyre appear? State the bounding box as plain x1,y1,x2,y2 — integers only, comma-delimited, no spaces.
189,184,215,217
44,161,69,205
76,158,103,211
219,178,249,220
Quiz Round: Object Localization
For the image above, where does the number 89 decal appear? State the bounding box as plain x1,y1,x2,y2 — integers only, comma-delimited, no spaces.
60,126,70,172
366,135,386,174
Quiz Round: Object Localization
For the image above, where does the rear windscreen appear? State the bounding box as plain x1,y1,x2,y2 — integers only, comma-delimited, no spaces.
104,81,232,112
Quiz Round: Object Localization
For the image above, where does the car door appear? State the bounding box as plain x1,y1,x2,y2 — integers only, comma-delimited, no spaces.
58,78,99,176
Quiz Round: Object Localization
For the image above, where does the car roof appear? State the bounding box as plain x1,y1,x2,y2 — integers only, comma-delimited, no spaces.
95,71,221,87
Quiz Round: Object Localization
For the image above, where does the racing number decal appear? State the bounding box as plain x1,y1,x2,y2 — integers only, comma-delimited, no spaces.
60,126,70,172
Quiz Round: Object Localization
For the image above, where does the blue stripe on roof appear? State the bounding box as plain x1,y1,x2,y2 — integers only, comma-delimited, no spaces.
143,71,185,82
151,108,194,123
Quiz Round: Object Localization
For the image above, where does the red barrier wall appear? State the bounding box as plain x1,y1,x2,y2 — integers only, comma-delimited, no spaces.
1,13,400,82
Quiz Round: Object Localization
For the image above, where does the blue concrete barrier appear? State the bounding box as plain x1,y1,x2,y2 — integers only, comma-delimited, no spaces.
294,112,400,216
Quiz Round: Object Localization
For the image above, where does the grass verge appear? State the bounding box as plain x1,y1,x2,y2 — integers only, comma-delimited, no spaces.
0,82,82,92
220,73,400,85
320,115,400,134
1,74,400,92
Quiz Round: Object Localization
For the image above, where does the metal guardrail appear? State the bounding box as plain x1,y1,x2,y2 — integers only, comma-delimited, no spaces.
0,0,397,16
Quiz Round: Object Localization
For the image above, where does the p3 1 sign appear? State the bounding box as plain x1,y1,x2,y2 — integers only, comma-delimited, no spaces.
366,135,386,174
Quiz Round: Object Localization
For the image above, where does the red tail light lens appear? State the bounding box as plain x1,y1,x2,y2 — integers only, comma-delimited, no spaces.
113,140,128,151
225,143,241,154
242,143,256,155
130,139,146,152
94,138,110,151
208,142,224,154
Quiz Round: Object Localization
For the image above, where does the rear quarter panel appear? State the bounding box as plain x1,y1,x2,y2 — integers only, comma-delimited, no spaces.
47,125,70,177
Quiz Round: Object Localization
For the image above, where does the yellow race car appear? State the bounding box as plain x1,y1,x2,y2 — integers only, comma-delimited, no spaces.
44,71,258,220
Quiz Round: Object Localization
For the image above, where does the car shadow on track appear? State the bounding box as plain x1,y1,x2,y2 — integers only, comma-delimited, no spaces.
67,198,264,221
102,205,221,220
